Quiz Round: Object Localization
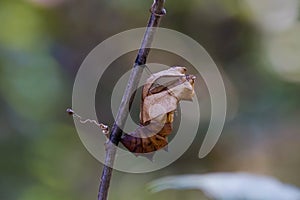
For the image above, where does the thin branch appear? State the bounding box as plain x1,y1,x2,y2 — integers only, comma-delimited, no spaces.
97,1,166,200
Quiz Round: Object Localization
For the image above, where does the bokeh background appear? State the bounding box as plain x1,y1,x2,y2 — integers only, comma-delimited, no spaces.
1,0,300,199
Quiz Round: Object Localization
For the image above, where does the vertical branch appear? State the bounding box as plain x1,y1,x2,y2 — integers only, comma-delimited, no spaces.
98,1,166,200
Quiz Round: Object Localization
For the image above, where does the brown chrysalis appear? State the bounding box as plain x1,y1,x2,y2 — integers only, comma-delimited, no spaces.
120,66,196,155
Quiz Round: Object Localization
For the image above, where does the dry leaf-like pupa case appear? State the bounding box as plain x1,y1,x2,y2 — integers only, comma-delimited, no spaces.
120,66,196,155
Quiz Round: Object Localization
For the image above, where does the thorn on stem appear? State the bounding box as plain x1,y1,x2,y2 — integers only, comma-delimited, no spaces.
66,108,75,115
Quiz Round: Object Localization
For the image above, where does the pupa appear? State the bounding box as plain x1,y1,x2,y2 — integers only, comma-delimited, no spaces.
120,66,196,155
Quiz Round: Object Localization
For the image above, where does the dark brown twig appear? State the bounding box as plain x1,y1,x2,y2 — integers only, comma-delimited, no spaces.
97,1,166,200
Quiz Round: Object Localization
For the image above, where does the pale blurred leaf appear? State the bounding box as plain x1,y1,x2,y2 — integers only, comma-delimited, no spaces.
149,172,300,200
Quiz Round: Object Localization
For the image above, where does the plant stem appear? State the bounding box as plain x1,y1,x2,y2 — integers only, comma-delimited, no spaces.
97,1,166,200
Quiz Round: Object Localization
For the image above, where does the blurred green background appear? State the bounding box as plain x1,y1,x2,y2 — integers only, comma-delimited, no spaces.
1,0,300,199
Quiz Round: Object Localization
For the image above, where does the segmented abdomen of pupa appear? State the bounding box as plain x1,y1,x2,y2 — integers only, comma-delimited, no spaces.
120,66,195,155
121,113,173,153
